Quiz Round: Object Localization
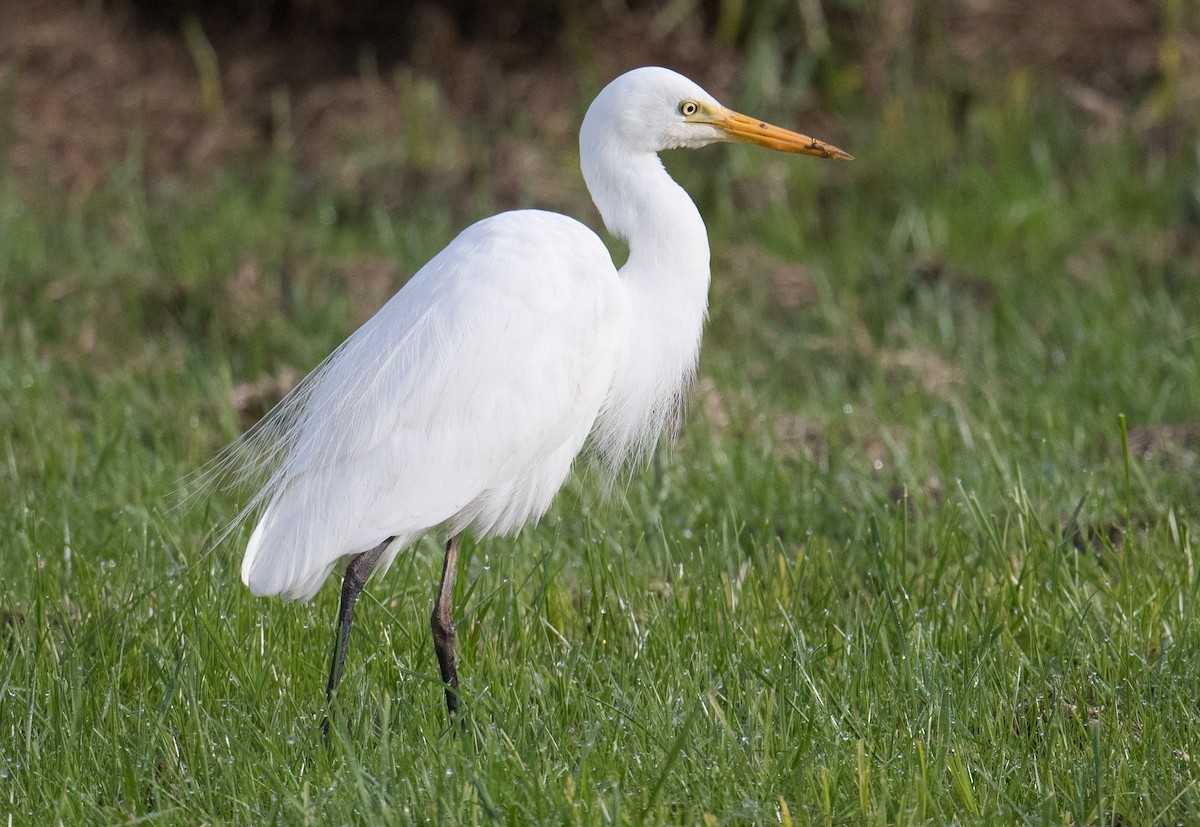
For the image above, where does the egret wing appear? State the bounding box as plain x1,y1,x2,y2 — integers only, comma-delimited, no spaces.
240,211,625,600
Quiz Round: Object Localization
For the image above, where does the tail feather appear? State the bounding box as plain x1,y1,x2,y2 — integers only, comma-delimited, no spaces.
241,497,344,602
242,499,413,602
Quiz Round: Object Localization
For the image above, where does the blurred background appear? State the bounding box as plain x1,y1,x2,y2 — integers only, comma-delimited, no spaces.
3,0,1199,521
1,0,1198,483
5,0,1197,197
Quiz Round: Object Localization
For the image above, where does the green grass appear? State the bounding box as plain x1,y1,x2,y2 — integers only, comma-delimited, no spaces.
2,69,1200,824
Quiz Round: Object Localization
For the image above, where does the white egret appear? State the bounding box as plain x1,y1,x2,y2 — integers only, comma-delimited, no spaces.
228,66,851,724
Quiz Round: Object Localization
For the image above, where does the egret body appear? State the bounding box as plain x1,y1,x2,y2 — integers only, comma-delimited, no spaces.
231,66,850,723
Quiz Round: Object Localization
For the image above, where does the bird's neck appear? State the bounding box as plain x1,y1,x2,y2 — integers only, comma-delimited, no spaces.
582,146,712,468
583,149,711,286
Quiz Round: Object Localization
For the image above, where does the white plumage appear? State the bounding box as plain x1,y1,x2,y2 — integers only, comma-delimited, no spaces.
219,66,850,720
241,211,625,600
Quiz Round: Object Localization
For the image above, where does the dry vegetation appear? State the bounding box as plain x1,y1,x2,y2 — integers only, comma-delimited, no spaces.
3,0,1195,196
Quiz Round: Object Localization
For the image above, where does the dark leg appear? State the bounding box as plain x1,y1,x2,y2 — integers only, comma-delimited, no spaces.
431,535,462,722
322,538,390,738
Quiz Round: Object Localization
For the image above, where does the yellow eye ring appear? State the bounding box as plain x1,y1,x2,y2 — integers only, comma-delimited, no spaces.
679,101,699,117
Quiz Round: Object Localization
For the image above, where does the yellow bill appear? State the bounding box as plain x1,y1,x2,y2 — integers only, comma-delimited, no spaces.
714,109,853,160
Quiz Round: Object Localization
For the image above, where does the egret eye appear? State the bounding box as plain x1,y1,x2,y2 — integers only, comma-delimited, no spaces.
679,101,699,117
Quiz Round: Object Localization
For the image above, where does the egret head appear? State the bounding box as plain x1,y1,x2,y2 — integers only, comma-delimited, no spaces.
582,66,852,160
